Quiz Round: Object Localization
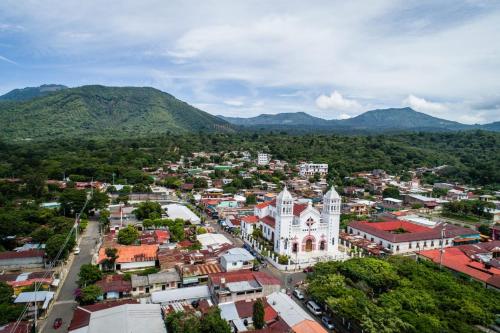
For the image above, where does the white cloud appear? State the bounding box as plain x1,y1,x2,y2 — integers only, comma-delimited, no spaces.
316,91,362,111
403,94,447,113
223,99,244,107
0,54,17,65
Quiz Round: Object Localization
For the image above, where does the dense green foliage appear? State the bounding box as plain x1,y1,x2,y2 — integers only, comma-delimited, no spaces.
0,85,232,141
143,218,186,241
117,225,139,245
0,282,23,325
252,299,265,329
78,264,103,287
0,131,498,189
307,257,500,333
443,200,495,220
79,285,103,305
0,84,67,102
133,201,162,220
165,307,231,333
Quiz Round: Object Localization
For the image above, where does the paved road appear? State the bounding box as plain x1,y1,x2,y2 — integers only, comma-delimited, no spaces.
40,220,100,333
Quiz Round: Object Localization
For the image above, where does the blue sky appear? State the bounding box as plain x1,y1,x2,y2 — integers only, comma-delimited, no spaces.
1,0,499,123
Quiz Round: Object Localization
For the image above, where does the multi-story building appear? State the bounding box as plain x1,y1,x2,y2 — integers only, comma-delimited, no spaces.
298,163,328,177
257,153,271,166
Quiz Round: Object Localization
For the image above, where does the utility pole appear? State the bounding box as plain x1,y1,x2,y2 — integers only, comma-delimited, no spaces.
439,224,447,270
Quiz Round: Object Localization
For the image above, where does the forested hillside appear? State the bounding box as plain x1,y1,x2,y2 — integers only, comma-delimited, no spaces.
0,131,497,190
0,85,232,140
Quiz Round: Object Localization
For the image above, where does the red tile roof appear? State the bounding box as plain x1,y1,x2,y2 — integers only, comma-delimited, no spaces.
0,249,45,260
349,221,477,243
419,242,500,288
97,245,158,264
293,204,308,217
95,274,132,293
242,215,259,224
0,322,32,333
260,216,275,229
209,271,281,286
256,201,272,209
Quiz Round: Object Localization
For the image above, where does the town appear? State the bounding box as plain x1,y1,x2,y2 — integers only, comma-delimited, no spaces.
1,150,498,333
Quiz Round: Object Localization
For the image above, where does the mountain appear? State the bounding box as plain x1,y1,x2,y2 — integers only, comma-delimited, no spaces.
219,107,498,133
218,112,326,127
0,85,232,141
0,84,68,101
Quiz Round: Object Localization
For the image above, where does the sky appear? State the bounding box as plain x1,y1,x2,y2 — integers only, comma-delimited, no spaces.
1,0,500,124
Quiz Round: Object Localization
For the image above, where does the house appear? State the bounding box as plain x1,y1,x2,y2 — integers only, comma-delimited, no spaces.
139,230,170,245
219,298,278,332
0,250,45,270
418,241,500,291
131,270,180,296
181,263,223,286
95,274,132,300
97,244,158,271
348,220,480,254
266,292,327,333
0,271,54,294
240,215,260,237
380,198,403,210
68,300,166,333
14,291,54,317
162,204,201,224
151,285,211,305
220,248,255,272
208,271,281,304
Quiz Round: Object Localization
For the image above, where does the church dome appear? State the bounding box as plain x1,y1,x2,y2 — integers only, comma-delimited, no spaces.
324,186,340,200
277,186,293,202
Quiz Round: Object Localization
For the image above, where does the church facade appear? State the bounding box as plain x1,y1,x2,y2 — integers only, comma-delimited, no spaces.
251,186,341,260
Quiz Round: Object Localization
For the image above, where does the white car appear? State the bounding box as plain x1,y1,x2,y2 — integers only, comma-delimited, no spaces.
293,289,305,300
306,300,322,316
73,247,80,255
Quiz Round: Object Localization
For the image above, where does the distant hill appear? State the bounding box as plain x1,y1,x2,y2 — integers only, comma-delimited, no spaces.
0,84,67,101
219,107,498,133
0,85,232,141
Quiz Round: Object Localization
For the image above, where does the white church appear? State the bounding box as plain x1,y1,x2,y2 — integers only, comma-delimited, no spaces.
242,186,341,261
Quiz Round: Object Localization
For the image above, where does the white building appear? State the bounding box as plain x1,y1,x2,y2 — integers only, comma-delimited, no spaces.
298,163,328,177
162,204,201,224
257,153,271,166
220,247,255,272
254,186,341,261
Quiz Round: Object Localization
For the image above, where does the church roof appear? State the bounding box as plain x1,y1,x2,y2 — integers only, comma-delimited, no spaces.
293,204,308,216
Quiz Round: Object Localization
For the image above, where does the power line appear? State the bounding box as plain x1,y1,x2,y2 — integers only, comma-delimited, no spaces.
10,192,93,333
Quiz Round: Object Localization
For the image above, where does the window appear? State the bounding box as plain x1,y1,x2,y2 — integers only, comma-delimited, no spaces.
292,243,298,253
370,237,374,242
423,241,427,247
396,245,399,252
331,238,335,245
409,243,412,249
431,241,434,247
320,241,326,250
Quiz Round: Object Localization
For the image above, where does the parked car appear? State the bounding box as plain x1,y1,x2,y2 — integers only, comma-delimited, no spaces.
73,247,80,255
321,316,335,330
293,289,305,300
53,318,63,329
303,266,314,273
306,300,322,316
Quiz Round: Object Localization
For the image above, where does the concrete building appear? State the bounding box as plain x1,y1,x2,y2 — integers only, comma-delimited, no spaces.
257,153,271,166
298,163,328,177
131,270,181,296
220,248,255,272
162,204,201,224
0,250,45,270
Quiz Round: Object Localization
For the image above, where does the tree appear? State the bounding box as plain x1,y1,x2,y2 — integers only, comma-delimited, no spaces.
252,299,265,329
166,311,201,333
31,226,54,243
133,201,162,220
117,225,139,245
0,282,14,304
382,187,400,199
102,247,119,271
78,264,102,287
59,188,88,216
24,173,47,198
89,190,109,210
200,308,231,333
246,194,257,205
80,285,103,305
46,233,76,260
478,224,492,236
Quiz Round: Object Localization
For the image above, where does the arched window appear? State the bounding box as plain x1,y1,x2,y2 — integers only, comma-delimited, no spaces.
292,243,298,253
320,240,326,250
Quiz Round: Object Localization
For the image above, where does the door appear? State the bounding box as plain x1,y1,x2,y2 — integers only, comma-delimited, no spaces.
305,239,313,252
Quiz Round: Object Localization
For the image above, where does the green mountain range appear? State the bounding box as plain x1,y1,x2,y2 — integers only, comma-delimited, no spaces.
219,107,497,133
0,85,232,141
0,84,67,101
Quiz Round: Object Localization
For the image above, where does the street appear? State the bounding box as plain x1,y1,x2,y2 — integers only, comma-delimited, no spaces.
40,220,100,333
